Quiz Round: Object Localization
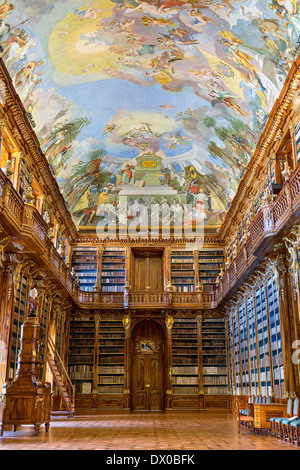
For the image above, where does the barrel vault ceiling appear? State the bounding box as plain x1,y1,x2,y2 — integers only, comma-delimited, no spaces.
2,0,300,230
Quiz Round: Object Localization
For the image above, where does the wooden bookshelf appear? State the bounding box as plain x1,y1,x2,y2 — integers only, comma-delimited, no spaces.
37,294,50,382
198,250,225,292
71,246,97,292
101,248,126,293
98,317,124,394
172,318,199,395
18,157,31,198
170,250,195,293
9,273,28,380
68,316,95,394
268,275,284,397
201,318,228,395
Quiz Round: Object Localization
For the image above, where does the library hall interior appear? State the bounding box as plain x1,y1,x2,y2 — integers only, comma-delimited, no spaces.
3,0,300,453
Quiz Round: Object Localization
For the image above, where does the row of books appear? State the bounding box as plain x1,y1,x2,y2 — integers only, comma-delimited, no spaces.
71,257,97,263
98,375,124,384
173,386,198,394
102,257,125,263
172,376,198,384
170,262,194,268
101,264,125,269
97,385,124,394
69,371,94,380
198,258,224,263
99,349,124,354
172,286,195,292
69,338,94,344
203,366,227,374
203,376,227,385
172,342,198,348
198,251,224,257
204,387,228,395
172,366,198,374
98,366,124,374
102,287,124,292
171,271,196,277
102,271,125,277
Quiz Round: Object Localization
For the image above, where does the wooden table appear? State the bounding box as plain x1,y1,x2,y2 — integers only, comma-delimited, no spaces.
253,404,286,431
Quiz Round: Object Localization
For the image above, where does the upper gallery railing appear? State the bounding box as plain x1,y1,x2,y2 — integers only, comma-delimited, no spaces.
2,163,300,309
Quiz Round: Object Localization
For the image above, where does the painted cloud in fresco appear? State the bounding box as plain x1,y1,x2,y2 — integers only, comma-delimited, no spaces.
1,0,300,228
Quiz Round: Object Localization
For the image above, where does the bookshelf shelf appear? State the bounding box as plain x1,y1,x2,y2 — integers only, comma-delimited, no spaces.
71,246,97,292
172,318,199,395
68,316,95,394
170,250,195,292
101,248,126,293
9,273,28,380
98,317,125,394
198,250,225,292
201,318,228,395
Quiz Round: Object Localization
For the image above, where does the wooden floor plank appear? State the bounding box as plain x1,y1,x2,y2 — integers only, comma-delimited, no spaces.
0,409,298,450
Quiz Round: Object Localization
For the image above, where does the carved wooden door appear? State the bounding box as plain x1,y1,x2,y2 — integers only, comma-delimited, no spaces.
133,345,162,410
131,320,164,411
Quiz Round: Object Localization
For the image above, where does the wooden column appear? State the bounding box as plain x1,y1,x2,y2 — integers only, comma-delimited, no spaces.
194,250,200,291
92,315,100,408
263,281,275,398
237,305,243,395
253,289,261,396
224,318,231,400
272,255,296,397
163,247,171,291
96,247,103,290
289,120,297,169
282,233,300,395
197,315,205,410
123,314,131,410
165,313,173,410
125,246,132,289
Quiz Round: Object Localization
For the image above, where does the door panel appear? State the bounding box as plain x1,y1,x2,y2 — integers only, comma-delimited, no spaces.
149,356,162,410
149,258,163,291
134,258,147,290
133,353,162,410
133,256,163,291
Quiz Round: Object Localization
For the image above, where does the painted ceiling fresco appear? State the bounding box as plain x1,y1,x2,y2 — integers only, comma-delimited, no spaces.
2,0,300,229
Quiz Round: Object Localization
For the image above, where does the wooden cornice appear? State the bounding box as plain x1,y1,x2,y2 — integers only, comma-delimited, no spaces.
218,54,300,242
0,59,77,241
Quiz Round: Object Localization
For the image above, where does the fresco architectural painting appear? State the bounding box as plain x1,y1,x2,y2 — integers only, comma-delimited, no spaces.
2,0,300,230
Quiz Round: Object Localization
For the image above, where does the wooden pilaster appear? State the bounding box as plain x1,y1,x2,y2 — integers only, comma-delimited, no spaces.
197,315,205,410
92,315,100,408
123,314,132,410
165,313,173,410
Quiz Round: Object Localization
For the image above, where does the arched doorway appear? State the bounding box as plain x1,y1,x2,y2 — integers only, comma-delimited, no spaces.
131,319,165,411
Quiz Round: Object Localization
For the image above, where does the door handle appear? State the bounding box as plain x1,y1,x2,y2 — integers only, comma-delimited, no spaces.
145,384,150,388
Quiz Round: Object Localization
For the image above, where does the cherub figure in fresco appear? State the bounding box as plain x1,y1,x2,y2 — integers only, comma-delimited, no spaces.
209,0,247,16
189,9,217,27
102,124,116,135
219,39,258,76
0,0,13,19
253,17,290,46
206,82,248,117
74,3,108,21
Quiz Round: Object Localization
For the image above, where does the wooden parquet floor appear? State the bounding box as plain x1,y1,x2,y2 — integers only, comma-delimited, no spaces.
0,409,298,451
